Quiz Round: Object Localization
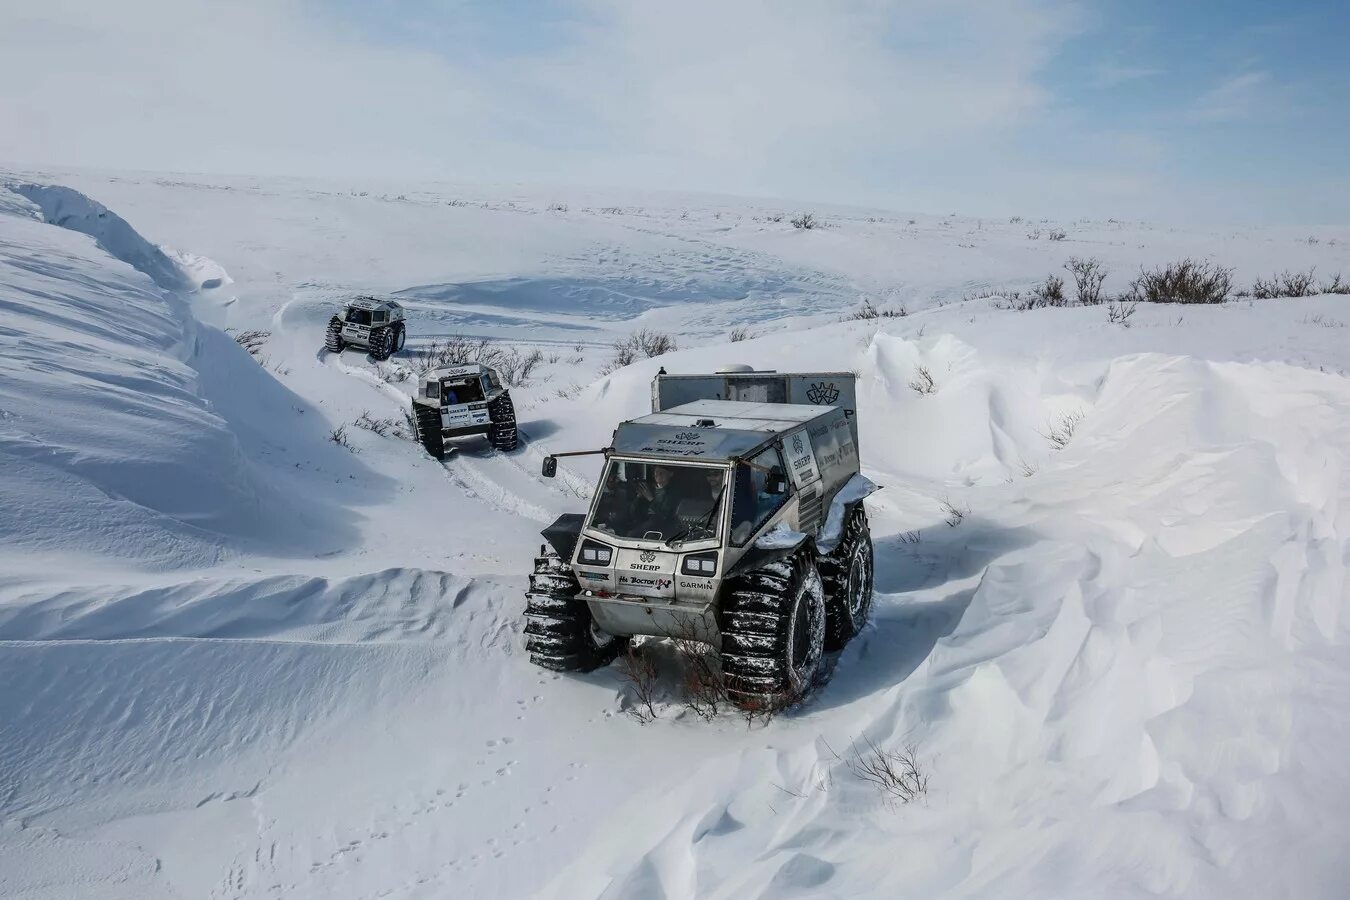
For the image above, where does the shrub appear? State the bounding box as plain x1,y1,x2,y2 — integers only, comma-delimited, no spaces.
1048,228,1067,241
1130,259,1233,304
845,299,906,320
1031,274,1067,307
1065,257,1108,305
909,366,936,395
618,644,661,723
847,737,929,807
939,497,967,527
1043,410,1085,449
231,329,270,357
791,212,819,230
1252,269,1318,299
496,348,545,386
1106,298,1138,326
728,326,753,343
329,425,354,451
599,329,678,375
1324,273,1350,295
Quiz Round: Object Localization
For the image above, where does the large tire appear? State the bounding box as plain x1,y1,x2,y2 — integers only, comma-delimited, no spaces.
820,506,875,651
411,401,445,460
394,324,407,353
524,548,627,671
487,390,518,452
324,315,345,353
718,551,826,711
369,326,395,361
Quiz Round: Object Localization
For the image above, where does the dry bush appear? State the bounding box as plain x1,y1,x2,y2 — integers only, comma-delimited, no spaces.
909,365,936,395
1043,410,1085,449
1107,297,1138,326
1065,257,1108,305
729,326,754,342
899,530,922,544
791,212,819,230
1323,273,1350,294
1252,269,1319,299
354,410,410,440
374,363,412,384
1130,259,1233,304
1048,228,1067,241
847,737,929,807
1009,215,1024,224
846,299,906,320
672,639,728,722
1018,459,1039,477
600,329,678,375
231,329,271,357
939,497,968,528
329,424,355,451
1031,274,1067,307
497,348,545,386
618,644,661,723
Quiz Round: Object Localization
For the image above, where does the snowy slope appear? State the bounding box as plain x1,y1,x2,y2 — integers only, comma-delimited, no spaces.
0,172,1348,899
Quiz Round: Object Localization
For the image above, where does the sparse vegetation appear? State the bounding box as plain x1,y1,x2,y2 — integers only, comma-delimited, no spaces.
1043,410,1085,449
329,424,355,451
353,410,411,440
728,326,754,342
909,365,936,395
231,329,270,358
1106,298,1138,326
618,644,661,723
847,737,929,807
939,497,968,527
899,530,922,544
1130,259,1233,304
1065,257,1108,306
1252,269,1318,299
1048,228,1067,241
1324,273,1350,294
1031,274,1067,307
409,337,543,385
846,299,907,320
791,212,819,230
599,328,678,375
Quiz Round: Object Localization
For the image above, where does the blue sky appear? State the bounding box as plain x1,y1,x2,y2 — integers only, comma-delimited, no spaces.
3,0,1347,223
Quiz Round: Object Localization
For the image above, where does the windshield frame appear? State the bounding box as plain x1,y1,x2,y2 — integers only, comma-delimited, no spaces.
582,456,729,550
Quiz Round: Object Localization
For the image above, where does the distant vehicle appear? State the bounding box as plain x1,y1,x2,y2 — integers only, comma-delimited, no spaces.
527,369,875,711
325,297,406,361
410,364,518,457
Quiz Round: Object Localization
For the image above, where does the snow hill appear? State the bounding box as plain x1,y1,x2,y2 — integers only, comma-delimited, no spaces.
1,168,1348,899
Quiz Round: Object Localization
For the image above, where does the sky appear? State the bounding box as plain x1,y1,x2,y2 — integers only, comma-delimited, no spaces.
1,0,1347,224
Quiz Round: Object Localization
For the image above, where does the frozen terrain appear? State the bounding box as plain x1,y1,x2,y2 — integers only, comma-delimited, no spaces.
1,168,1348,898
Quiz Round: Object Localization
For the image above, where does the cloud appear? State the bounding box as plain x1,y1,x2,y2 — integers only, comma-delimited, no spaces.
1191,70,1271,123
1092,63,1163,88
0,0,1080,199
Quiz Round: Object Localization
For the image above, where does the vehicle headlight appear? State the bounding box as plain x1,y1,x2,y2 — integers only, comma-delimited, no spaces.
681,552,718,576
579,540,613,565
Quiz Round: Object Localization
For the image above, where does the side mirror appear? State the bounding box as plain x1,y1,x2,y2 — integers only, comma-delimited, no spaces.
766,468,787,495
542,456,558,478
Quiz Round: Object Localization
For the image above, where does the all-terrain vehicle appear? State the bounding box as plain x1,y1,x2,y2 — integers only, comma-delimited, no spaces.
325,296,406,361
410,364,518,457
527,371,876,711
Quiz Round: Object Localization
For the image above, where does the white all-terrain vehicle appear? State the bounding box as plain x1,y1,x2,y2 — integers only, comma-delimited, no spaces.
410,364,519,457
325,296,407,361
528,369,875,711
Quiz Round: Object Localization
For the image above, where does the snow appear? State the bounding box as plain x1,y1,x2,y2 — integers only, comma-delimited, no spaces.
1,168,1349,898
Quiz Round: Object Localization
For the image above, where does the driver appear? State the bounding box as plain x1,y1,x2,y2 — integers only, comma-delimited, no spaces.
636,465,681,533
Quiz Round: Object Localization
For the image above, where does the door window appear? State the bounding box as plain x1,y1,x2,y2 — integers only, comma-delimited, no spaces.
730,445,792,545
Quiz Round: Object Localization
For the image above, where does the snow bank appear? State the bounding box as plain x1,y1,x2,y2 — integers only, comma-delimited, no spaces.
7,182,192,291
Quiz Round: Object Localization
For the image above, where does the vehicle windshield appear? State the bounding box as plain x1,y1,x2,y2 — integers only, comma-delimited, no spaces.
344,308,372,326
589,461,726,543
439,376,485,406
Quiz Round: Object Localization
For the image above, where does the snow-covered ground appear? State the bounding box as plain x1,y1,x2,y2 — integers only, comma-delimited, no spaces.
1,168,1348,898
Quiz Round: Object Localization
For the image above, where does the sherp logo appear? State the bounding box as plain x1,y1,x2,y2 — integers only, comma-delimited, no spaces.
806,381,839,405
792,434,804,454
639,550,657,563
